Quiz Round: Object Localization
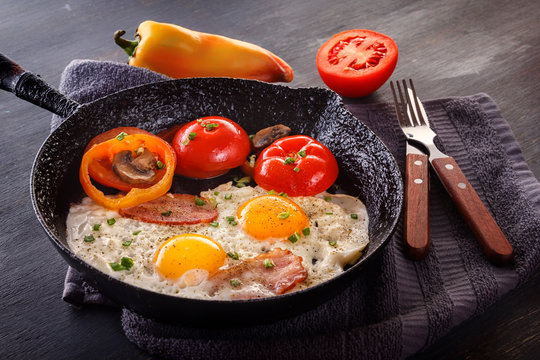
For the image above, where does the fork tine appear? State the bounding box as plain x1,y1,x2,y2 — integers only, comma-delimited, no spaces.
390,81,407,128
402,79,419,126
395,80,413,127
408,79,427,126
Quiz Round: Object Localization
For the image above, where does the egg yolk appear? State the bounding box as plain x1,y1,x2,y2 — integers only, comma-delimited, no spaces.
237,195,309,241
153,234,226,279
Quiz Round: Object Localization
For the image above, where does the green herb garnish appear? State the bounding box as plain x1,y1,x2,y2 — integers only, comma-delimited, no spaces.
133,230,141,235
107,218,116,226
84,235,95,242
293,167,300,173
328,241,337,247
182,139,189,146
302,227,310,236
206,123,219,131
224,194,232,200
324,196,332,202
298,150,306,157
288,232,300,243
278,209,290,220
109,257,134,271
161,210,172,217
263,258,275,269
188,132,197,140
226,216,237,226
230,279,241,287
122,240,132,247
284,157,295,165
350,213,358,219
195,197,206,206
210,221,219,227
227,252,239,260
156,161,165,169
115,132,127,141
93,224,101,231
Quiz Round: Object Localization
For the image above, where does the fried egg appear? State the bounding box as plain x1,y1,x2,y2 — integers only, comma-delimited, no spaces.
66,183,369,300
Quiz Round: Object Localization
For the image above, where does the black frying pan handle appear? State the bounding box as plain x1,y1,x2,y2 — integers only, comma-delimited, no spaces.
0,53,80,118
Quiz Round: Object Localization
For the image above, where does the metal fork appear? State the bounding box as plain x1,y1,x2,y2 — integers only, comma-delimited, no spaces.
390,79,514,266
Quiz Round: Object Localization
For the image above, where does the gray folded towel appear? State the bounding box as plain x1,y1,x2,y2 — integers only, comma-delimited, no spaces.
56,60,540,360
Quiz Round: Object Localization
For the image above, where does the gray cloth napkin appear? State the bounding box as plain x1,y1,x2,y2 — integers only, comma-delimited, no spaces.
56,60,540,360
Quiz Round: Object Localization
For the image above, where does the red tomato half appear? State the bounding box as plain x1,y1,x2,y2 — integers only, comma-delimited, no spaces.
172,116,251,179
253,135,338,196
316,29,398,97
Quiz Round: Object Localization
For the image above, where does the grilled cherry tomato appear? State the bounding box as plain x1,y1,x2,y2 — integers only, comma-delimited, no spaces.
316,29,398,97
84,127,156,191
172,116,251,179
80,134,176,210
253,135,338,196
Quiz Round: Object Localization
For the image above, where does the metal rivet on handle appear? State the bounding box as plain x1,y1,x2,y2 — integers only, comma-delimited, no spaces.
414,179,423,184
458,182,466,189
414,160,423,166
445,164,454,170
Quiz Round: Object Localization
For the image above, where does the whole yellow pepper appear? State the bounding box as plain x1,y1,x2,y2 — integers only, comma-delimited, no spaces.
114,20,293,82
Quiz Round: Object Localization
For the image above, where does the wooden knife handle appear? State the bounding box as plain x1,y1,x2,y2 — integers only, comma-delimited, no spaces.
431,157,514,266
404,152,430,260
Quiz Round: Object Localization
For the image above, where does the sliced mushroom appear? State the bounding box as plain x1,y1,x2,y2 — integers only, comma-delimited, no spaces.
251,124,291,153
112,147,157,185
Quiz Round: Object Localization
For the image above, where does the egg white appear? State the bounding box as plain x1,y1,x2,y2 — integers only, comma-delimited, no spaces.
66,183,369,299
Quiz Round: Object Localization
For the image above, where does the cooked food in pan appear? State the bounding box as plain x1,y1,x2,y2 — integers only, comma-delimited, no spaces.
66,116,369,300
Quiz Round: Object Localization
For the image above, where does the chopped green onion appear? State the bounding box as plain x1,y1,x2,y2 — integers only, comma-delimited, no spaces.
214,191,220,196
115,132,127,141
278,209,290,220
329,241,337,247
249,134,255,140
110,257,134,271
188,132,197,140
298,150,306,157
235,182,246,188
267,190,276,195
284,157,295,165
230,279,241,287
121,257,134,269
206,123,219,131
161,210,173,217
302,227,310,236
122,240,132,247
195,197,206,206
93,224,101,231
324,196,332,202
210,221,219,227
278,192,288,197
288,232,300,243
107,218,116,226
227,252,239,260
226,216,237,226
325,212,333,215
133,230,141,235
209,197,218,207
182,139,189,146
156,161,165,169
293,167,300,173
224,194,232,200
84,235,95,242
197,119,203,123
263,258,275,269
350,213,358,219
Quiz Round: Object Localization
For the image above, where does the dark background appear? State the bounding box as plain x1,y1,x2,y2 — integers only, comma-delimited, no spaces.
1,0,538,359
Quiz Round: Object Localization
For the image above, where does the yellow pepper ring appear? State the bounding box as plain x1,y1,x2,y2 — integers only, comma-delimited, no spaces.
80,134,176,210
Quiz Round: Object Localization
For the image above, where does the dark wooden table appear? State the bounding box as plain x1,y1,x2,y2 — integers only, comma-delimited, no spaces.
1,0,538,359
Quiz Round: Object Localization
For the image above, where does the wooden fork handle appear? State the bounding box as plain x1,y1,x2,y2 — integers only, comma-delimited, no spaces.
404,153,430,260
431,157,514,266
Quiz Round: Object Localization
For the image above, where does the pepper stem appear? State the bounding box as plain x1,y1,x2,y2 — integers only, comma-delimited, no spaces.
114,30,139,57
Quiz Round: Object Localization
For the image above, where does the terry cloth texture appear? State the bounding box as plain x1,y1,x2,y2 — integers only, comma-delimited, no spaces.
55,60,540,360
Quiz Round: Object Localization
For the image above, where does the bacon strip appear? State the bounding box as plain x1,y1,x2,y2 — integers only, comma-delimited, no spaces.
119,194,218,225
210,248,307,297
